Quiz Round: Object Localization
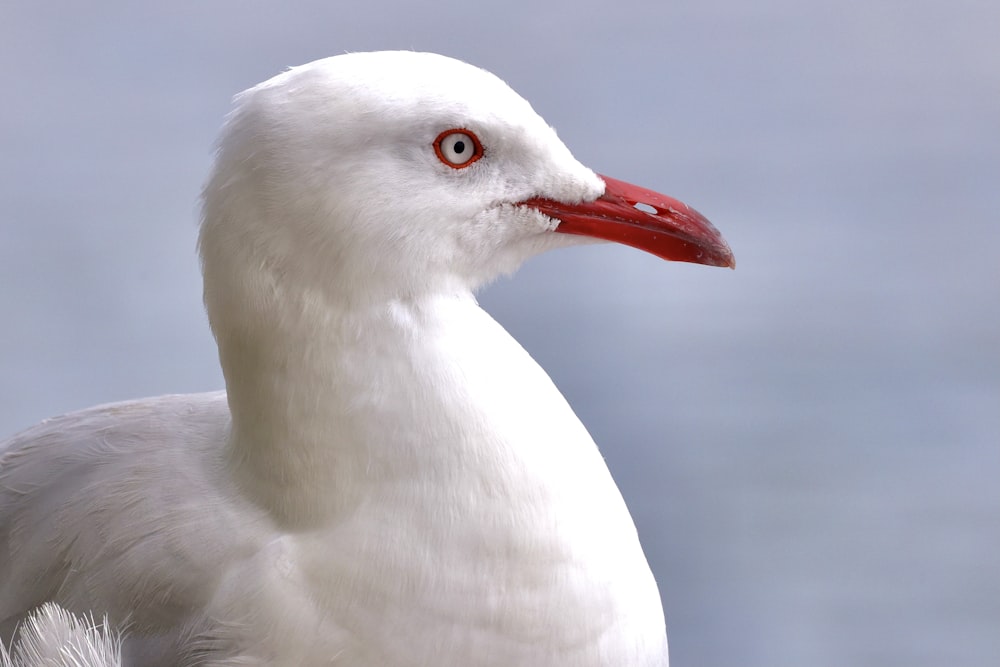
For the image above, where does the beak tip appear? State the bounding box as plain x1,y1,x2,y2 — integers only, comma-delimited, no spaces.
708,252,736,270
700,237,735,270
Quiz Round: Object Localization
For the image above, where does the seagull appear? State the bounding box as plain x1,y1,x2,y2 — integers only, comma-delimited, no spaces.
0,51,733,666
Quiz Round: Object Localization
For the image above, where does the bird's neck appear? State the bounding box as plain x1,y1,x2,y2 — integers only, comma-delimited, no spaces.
212,286,440,524
213,284,584,527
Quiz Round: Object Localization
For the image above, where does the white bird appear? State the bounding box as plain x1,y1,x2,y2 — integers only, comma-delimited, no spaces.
0,51,733,666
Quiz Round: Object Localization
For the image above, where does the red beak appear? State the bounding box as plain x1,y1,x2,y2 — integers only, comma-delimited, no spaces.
522,174,734,268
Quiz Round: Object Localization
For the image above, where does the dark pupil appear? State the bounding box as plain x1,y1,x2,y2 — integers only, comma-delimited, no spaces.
453,140,466,154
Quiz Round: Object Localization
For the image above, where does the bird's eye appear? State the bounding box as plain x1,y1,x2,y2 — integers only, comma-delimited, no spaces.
434,129,484,169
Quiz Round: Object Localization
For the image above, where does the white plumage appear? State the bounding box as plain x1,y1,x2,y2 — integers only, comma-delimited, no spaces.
0,51,731,666
1,604,121,667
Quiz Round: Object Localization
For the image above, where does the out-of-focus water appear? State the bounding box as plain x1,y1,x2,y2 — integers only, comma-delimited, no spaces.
1,2,997,665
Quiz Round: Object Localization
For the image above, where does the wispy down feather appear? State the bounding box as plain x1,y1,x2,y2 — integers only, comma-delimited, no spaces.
1,604,121,667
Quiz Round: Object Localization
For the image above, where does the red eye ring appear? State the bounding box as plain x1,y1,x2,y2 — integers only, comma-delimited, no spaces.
433,129,484,169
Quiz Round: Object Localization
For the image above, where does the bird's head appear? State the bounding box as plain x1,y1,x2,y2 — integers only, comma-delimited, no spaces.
200,51,732,312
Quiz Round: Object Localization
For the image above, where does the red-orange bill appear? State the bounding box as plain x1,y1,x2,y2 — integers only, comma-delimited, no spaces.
522,174,734,269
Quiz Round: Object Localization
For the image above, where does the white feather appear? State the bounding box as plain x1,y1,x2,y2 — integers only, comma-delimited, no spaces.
1,604,121,667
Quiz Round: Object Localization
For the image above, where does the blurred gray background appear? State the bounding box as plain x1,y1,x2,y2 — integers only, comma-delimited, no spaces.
1,1,997,665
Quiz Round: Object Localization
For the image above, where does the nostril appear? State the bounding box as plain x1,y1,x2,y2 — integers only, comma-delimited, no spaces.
633,202,657,215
